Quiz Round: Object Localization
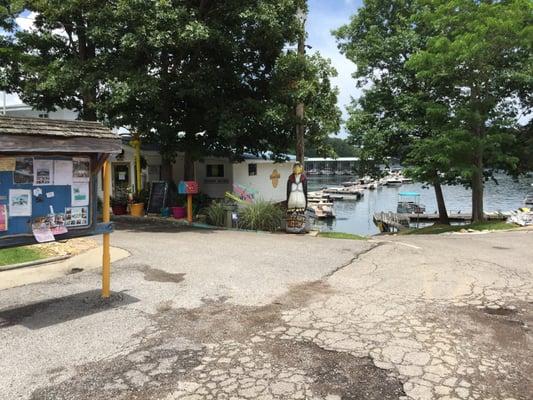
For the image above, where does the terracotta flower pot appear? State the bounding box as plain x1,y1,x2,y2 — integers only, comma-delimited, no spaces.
130,203,145,217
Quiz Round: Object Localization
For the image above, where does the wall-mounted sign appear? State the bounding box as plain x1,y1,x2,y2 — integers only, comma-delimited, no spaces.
178,181,199,195
270,169,281,188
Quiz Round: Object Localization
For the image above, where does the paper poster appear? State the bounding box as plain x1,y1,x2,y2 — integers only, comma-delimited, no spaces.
46,192,55,198
31,222,55,243
34,159,54,185
33,214,68,236
54,160,73,185
0,205,7,231
14,157,33,184
72,157,90,182
9,189,32,216
0,157,15,171
71,182,89,206
65,207,88,227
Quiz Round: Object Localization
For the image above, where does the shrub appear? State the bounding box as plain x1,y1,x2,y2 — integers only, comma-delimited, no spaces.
239,201,283,232
206,201,226,227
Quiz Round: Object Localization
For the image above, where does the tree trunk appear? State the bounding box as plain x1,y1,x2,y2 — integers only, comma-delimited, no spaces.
183,152,195,181
295,104,305,164
161,157,173,183
471,155,484,222
433,180,450,225
295,14,306,165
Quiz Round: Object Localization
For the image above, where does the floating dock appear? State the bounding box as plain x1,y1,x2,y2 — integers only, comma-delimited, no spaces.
373,212,508,233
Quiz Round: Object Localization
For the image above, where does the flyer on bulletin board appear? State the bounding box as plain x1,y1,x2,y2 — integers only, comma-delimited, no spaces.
34,159,54,185
0,157,15,171
53,159,73,185
9,189,32,216
0,204,7,231
14,157,34,184
72,157,90,182
71,182,89,206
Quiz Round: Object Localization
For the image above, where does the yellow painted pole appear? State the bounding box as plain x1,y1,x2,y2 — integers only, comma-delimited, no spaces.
131,136,142,194
187,194,193,224
102,160,111,298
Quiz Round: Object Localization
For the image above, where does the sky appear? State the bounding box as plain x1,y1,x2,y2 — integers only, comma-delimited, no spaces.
3,2,364,136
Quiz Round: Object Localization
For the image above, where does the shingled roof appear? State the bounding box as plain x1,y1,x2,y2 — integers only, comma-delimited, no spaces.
0,115,122,154
0,115,117,139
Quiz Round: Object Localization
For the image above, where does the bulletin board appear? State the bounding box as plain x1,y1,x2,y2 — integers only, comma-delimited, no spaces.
0,153,105,249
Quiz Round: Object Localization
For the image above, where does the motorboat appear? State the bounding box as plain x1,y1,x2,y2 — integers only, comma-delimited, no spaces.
308,199,336,219
384,177,403,187
397,192,426,214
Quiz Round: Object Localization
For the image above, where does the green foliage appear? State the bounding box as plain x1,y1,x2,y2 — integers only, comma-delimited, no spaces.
264,51,342,156
318,232,366,240
238,201,284,232
305,137,358,158
335,0,533,221
0,246,45,267
205,201,226,227
2,0,339,164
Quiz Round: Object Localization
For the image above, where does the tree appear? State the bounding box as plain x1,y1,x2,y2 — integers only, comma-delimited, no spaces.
336,0,532,223
407,0,533,221
2,0,340,183
335,0,455,224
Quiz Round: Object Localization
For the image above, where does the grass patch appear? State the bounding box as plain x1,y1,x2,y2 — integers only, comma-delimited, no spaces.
0,246,46,267
401,221,518,235
318,231,367,240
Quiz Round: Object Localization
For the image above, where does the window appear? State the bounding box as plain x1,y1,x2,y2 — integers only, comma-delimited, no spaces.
206,164,224,178
248,163,257,176
38,113,49,119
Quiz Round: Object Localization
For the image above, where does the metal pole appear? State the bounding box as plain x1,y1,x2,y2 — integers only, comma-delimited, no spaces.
102,160,111,298
2,91,6,115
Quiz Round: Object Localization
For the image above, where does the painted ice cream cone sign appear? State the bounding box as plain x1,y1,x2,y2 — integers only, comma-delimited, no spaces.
270,169,281,188
286,163,308,233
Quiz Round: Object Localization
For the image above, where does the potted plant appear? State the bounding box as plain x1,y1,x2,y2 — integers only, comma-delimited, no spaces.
129,189,148,217
111,195,128,215
171,194,187,219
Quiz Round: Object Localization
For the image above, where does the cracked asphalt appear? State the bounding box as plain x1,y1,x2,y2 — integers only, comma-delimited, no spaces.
0,222,531,400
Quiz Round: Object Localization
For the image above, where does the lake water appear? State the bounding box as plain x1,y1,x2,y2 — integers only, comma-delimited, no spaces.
308,173,533,236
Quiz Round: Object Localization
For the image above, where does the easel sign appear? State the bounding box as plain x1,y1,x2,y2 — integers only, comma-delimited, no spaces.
147,181,169,215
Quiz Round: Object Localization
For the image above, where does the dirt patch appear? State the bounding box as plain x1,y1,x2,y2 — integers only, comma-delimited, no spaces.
267,339,404,400
141,266,185,284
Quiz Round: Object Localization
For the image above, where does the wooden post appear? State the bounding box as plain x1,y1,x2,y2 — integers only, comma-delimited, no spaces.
187,193,193,224
102,160,111,298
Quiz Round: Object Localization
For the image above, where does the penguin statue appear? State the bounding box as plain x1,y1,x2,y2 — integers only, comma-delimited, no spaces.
286,162,308,233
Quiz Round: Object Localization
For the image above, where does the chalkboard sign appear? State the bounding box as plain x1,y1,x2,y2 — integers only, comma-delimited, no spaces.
147,181,168,214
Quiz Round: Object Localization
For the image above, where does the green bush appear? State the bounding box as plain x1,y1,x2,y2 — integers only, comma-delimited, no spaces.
239,201,283,232
206,201,226,227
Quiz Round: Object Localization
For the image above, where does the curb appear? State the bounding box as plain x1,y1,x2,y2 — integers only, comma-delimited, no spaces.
0,254,71,272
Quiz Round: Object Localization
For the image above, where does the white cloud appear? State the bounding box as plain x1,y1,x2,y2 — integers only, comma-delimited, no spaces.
15,11,36,32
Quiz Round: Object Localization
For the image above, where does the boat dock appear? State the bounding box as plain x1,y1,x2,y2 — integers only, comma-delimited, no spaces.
373,212,508,232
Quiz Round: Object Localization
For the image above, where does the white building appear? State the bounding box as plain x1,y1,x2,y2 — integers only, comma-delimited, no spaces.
233,154,296,203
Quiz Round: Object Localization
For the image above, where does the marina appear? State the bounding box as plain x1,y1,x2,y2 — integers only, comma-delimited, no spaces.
308,173,533,236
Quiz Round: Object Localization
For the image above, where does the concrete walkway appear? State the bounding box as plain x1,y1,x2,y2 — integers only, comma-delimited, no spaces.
0,224,531,400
